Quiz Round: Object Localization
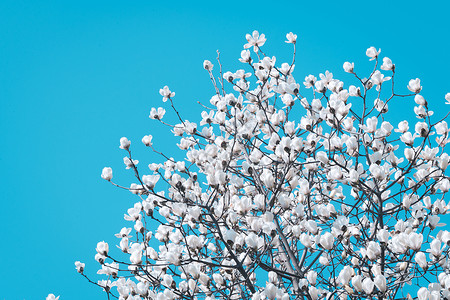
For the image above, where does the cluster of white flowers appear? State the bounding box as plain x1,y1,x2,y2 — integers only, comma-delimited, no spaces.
71,31,450,300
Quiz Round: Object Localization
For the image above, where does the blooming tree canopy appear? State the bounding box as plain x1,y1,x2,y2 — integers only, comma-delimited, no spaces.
71,31,450,300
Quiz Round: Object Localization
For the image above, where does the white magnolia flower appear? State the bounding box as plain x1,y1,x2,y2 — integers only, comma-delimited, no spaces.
362,277,375,294
244,30,266,52
123,157,139,169
300,233,314,248
142,134,153,146
303,74,316,88
360,116,378,133
309,286,319,300
319,232,334,250
224,229,237,244
75,261,85,273
338,266,354,286
306,271,317,285
365,241,381,260
427,239,443,257
343,62,354,73
414,95,427,106
435,121,449,135
400,132,414,146
130,247,143,265
239,50,251,63
203,60,213,71
96,241,109,256
416,105,433,121
46,294,60,300
408,232,423,251
380,57,394,70
415,252,428,270
374,275,387,292
315,80,326,93
119,137,131,150
366,46,380,60
352,275,363,292
319,253,329,266
101,167,113,181
213,273,224,286
260,169,275,189
415,121,429,137
281,94,295,107
265,282,280,300
349,85,361,96
395,120,409,133
142,174,160,190
94,253,105,264
285,32,297,44
149,107,166,120
407,78,422,93
115,227,132,238
97,279,113,292
159,86,175,102
186,235,204,250
97,262,118,276
370,70,391,90
417,287,430,300
377,228,390,243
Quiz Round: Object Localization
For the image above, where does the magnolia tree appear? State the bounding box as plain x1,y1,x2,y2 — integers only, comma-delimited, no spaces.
67,31,450,300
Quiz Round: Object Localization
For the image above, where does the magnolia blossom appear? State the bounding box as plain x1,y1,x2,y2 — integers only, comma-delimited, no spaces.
428,239,443,257
414,94,427,106
395,120,409,133
142,174,160,190
415,252,428,270
97,280,113,292
380,57,394,70
123,157,138,169
343,62,354,73
374,275,387,292
319,232,334,250
97,262,119,276
141,134,153,146
417,288,429,300
101,167,112,181
149,107,166,120
370,70,391,90
435,121,449,135
408,78,422,93
360,116,378,133
408,232,423,250
285,32,297,44
362,277,374,294
96,241,109,256
46,294,60,300
115,227,132,238
159,86,175,102
75,261,85,273
119,137,130,150
366,46,380,60
203,60,213,71
239,50,251,63
244,30,266,52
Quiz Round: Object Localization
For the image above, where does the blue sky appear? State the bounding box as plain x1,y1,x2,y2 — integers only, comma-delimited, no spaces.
1,0,449,299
